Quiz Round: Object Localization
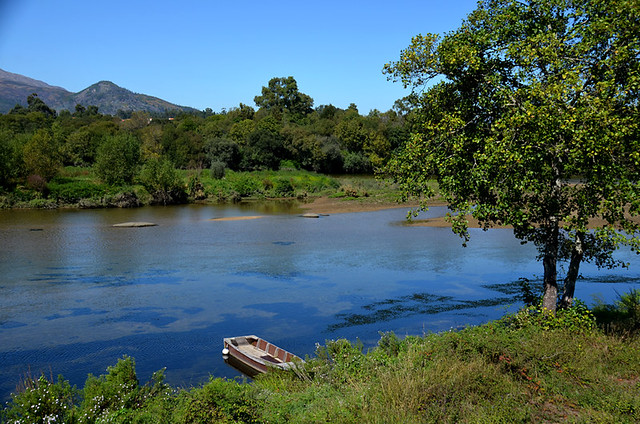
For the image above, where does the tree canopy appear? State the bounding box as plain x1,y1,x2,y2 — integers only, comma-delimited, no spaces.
384,0,640,313
254,76,314,120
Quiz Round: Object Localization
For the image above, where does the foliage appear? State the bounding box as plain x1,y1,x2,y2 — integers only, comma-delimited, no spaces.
384,0,640,313
593,289,640,336
272,177,295,197
210,161,226,180
504,299,596,333
1,83,410,198
22,129,62,181
174,378,259,424
47,179,108,204
187,173,206,200
26,93,57,118
138,157,186,205
0,130,21,188
2,374,77,424
205,136,241,170
80,356,141,422
228,172,262,197
342,151,372,174
254,76,314,121
94,133,141,185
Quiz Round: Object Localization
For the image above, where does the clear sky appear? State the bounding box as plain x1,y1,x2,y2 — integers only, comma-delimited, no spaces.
0,0,479,114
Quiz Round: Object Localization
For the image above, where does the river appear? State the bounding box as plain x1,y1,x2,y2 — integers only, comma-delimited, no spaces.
0,203,638,400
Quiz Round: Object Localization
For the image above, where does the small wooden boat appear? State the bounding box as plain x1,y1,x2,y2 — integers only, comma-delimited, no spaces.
222,335,302,376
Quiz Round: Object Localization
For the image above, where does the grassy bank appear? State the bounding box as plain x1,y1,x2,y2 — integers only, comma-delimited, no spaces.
3,293,640,423
0,166,406,209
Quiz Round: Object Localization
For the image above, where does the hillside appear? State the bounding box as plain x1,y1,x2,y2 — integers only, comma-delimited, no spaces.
0,68,198,115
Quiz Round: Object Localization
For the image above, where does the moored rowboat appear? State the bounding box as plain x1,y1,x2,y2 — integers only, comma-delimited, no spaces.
222,335,302,376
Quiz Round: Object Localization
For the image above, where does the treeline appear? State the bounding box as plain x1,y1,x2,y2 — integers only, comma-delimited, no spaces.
0,77,411,195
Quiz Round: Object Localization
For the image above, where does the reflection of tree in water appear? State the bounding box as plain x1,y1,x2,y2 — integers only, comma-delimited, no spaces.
328,280,529,331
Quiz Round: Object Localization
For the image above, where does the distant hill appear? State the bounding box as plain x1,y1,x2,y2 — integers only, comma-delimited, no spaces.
0,68,198,115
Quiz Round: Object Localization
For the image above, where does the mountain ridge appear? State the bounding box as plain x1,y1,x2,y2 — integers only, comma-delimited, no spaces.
0,68,198,115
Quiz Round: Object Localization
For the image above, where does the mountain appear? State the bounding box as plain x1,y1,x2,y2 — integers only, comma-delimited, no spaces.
0,68,198,115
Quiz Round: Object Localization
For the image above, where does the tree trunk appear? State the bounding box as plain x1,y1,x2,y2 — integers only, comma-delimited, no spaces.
541,221,560,314
560,231,584,309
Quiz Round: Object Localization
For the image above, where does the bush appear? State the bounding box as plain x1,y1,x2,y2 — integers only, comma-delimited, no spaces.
210,161,226,180
81,356,140,422
26,174,48,195
138,158,186,205
174,378,259,424
94,133,141,185
273,177,295,197
23,129,62,182
593,289,640,335
2,374,78,423
502,299,596,333
187,173,206,200
48,180,108,204
229,173,261,197
342,151,372,174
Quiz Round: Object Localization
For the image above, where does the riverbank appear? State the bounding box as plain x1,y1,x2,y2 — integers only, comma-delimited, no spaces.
299,195,419,214
3,298,639,423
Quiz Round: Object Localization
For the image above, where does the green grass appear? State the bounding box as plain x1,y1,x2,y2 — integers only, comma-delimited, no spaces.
3,296,640,423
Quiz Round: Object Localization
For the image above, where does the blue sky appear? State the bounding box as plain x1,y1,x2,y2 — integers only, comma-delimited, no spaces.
0,1,479,114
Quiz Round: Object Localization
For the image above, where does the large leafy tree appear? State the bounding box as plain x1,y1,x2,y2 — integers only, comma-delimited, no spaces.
94,133,141,185
23,129,62,181
384,0,640,313
254,76,314,120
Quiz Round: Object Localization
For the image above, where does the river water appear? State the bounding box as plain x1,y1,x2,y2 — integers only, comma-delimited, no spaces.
1,203,638,400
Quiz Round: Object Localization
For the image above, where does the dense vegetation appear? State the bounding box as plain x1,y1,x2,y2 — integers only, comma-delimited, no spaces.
0,78,411,208
2,291,639,423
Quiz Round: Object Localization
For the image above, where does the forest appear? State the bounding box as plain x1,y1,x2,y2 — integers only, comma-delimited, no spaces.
0,77,411,207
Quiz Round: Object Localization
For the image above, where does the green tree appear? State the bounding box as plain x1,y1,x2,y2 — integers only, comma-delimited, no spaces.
0,130,21,188
384,0,640,314
94,133,141,185
205,136,241,170
22,129,61,181
138,157,186,205
254,76,314,120
26,93,57,118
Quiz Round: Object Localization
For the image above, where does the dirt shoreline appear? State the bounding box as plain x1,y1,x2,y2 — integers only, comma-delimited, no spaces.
299,196,459,227
299,196,638,229
300,197,487,228
299,196,419,214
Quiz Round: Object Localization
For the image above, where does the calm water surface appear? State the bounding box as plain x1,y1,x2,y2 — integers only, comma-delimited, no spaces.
1,203,639,400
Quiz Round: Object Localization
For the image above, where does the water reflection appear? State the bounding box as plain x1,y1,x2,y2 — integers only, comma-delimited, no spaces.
0,203,638,401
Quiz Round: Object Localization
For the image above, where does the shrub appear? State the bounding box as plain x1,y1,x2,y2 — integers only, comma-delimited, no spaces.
2,374,78,423
94,133,141,185
173,378,259,424
48,180,108,204
502,299,596,333
593,289,640,335
26,174,48,195
0,129,22,189
80,356,140,422
279,159,299,170
138,158,186,205
23,129,62,181
229,173,261,197
342,151,372,174
187,173,206,200
210,161,226,180
273,177,294,197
